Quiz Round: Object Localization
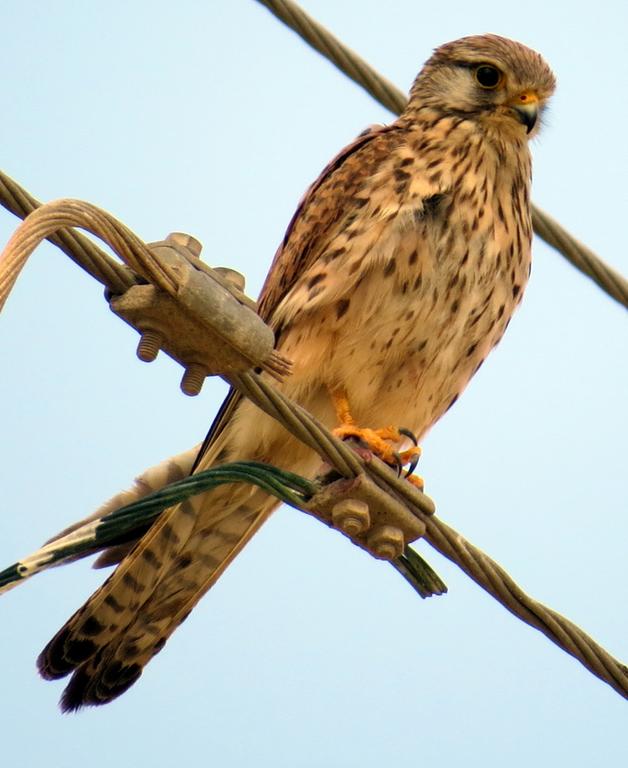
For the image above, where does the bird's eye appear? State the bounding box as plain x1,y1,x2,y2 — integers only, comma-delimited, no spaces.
474,64,502,89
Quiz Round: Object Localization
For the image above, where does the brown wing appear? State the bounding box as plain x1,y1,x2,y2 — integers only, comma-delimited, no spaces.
194,122,401,465
257,123,398,325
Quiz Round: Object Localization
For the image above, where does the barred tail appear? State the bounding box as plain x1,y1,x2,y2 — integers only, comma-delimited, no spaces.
37,430,280,710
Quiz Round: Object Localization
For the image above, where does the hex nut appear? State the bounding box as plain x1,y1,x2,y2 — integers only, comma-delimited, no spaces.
331,499,371,537
167,232,203,258
367,525,404,560
214,267,246,293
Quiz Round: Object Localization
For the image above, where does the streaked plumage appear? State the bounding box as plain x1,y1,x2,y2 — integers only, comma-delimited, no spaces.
37,34,555,710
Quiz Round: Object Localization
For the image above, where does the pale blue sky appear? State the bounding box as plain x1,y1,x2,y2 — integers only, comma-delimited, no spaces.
1,1,627,766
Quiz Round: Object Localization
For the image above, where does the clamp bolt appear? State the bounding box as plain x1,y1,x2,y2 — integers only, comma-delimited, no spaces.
180,363,207,396
136,330,162,362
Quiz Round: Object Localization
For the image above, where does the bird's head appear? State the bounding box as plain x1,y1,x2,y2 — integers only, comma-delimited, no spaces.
408,34,556,140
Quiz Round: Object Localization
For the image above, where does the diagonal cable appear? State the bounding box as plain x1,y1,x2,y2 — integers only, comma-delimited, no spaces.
0,188,626,699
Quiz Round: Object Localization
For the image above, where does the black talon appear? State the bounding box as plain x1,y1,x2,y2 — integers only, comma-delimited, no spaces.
404,452,420,479
398,427,418,446
392,451,403,476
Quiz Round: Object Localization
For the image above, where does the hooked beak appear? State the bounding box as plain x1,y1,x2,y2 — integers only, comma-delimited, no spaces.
508,90,539,134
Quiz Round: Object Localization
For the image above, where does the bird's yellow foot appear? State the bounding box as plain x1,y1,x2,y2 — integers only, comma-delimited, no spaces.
405,473,425,491
333,424,423,487
328,387,424,487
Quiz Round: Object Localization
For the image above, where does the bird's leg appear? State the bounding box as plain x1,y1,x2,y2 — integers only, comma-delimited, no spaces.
329,387,424,489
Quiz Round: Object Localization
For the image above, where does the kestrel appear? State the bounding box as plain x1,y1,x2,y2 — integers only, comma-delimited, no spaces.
38,34,555,710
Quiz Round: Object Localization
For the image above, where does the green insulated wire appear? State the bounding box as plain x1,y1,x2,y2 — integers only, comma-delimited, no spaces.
0,460,444,601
